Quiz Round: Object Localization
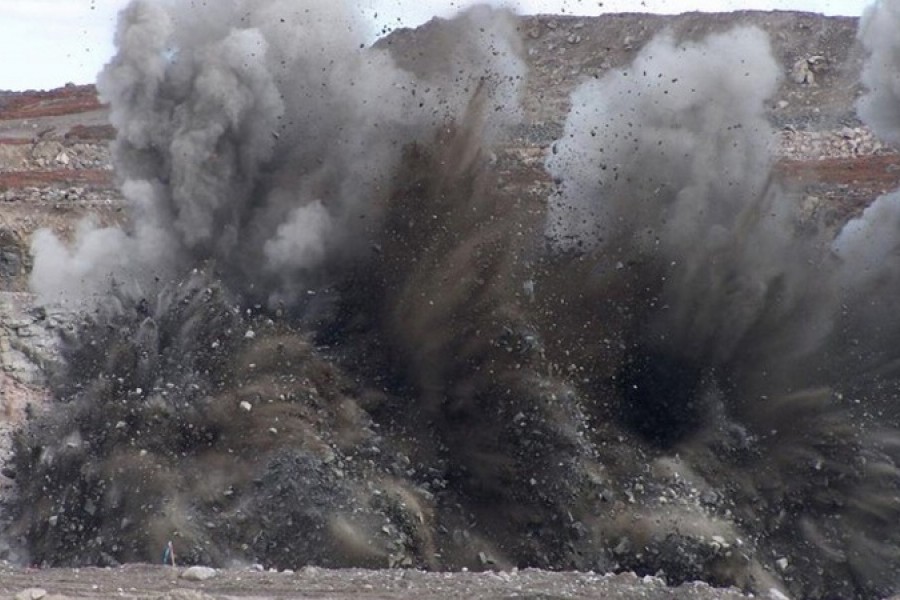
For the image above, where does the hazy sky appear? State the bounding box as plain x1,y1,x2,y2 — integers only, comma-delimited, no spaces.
0,0,873,91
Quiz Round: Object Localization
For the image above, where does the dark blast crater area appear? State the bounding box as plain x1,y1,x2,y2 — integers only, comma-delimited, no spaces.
616,351,707,449
7,2,900,600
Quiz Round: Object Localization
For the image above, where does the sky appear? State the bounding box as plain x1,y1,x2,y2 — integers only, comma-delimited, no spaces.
0,0,875,91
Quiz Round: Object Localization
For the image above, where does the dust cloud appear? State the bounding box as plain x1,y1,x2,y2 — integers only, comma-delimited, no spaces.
29,0,524,306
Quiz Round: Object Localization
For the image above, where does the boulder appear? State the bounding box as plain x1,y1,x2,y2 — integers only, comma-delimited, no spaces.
180,566,218,581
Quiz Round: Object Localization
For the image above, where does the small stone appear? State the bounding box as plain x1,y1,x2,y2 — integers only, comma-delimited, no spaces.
157,590,218,600
180,566,217,581
239,401,252,412
700,490,719,505
768,588,791,600
523,279,535,301
776,557,789,571
15,589,47,600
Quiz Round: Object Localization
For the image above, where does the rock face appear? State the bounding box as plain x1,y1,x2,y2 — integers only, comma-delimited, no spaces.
0,85,121,546
0,229,26,282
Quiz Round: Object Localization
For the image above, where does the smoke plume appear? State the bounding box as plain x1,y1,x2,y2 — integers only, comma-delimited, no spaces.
857,0,900,146
10,1,900,599
546,27,828,365
542,24,900,598
29,0,524,306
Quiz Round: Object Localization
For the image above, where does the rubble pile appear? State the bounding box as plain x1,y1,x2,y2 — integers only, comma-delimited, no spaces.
26,142,111,171
0,187,118,208
0,141,111,172
779,125,896,160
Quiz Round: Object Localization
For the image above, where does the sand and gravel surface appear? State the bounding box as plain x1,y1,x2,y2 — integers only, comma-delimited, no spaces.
0,564,758,600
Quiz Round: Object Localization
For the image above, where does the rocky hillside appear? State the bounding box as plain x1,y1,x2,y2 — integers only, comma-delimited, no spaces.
0,84,119,289
0,84,121,509
384,11,900,221
388,11,862,126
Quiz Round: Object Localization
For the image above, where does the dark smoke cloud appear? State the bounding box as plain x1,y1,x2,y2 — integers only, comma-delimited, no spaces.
11,3,900,599
12,273,426,568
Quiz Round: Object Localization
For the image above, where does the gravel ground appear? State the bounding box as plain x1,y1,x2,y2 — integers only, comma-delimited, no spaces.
0,564,761,600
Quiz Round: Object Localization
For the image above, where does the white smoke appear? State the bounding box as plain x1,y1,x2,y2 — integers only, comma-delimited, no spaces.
840,0,900,270
544,27,831,363
831,0,900,353
857,0,900,146
29,0,526,307
545,27,778,250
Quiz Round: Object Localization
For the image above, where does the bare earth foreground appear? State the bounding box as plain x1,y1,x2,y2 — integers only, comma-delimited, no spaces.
0,564,755,600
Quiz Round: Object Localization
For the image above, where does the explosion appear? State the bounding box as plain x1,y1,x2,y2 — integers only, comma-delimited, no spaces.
9,0,900,598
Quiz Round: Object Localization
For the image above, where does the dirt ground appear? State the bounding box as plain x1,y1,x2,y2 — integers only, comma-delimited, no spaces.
0,564,760,600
